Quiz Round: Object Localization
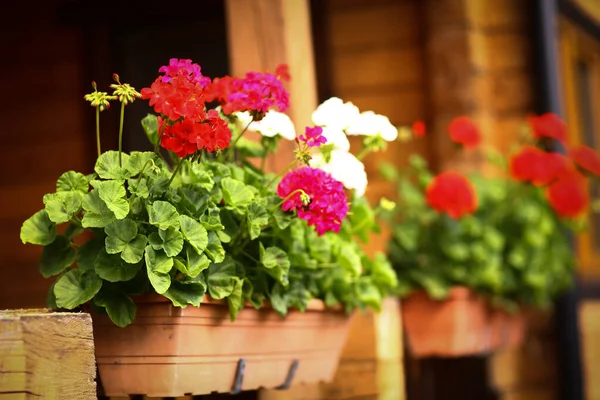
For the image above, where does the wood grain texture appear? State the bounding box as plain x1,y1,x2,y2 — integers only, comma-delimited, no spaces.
0,310,96,399
225,0,318,173
579,301,600,400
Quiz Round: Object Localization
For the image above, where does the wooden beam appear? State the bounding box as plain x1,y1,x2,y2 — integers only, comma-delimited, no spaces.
224,0,318,171
0,310,96,399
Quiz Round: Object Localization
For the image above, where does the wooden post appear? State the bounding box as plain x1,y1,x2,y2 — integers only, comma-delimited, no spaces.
0,309,96,400
224,0,318,172
320,298,405,400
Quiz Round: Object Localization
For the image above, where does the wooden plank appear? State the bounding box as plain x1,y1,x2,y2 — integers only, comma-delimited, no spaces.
467,0,530,30
334,89,426,125
579,301,600,400
473,70,535,114
329,2,421,50
224,0,317,172
0,311,96,399
469,31,532,72
330,47,424,92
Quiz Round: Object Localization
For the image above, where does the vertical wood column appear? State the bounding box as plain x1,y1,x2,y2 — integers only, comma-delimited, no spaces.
224,0,318,171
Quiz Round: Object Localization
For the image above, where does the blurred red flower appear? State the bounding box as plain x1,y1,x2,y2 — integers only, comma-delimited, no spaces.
412,121,426,137
546,169,589,218
528,113,567,144
570,144,600,176
510,146,569,186
448,116,481,149
426,171,478,219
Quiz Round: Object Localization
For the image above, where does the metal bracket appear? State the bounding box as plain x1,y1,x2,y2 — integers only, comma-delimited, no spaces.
275,359,299,390
230,358,246,394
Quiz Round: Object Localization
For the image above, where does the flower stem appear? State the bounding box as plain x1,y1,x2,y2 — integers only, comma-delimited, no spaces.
356,147,372,161
262,158,298,194
154,119,167,154
118,102,125,167
95,107,101,157
228,120,253,163
167,159,184,186
270,188,307,212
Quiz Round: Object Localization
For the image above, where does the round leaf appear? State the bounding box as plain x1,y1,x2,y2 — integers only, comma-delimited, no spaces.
57,171,89,194
94,292,136,328
20,210,57,245
164,280,206,307
95,151,132,180
81,190,116,228
104,219,138,254
221,177,254,209
40,236,76,278
144,246,173,294
148,201,180,230
54,269,103,309
97,181,129,220
179,215,208,253
94,249,142,282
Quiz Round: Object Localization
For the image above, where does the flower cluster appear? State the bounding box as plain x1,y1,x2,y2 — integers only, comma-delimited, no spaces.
205,65,290,116
277,167,349,235
508,115,600,218
141,59,232,155
426,171,478,219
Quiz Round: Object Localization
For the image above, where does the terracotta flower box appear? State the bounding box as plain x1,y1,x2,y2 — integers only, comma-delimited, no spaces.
401,287,492,357
401,287,527,358
93,295,351,397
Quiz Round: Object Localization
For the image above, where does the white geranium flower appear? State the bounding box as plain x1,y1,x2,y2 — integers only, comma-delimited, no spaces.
346,111,398,141
310,150,368,196
311,97,361,130
320,126,350,152
234,111,296,140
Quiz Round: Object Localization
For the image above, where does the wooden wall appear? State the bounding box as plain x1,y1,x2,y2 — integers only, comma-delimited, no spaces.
318,0,429,204
0,0,92,309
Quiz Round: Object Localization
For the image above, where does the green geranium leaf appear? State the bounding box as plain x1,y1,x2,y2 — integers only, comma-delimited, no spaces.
187,246,210,277
356,277,382,311
57,171,89,194
307,233,331,263
82,190,116,228
128,178,149,199
121,235,147,264
270,283,287,315
95,151,131,180
43,192,84,224
144,246,173,294
227,277,244,321
236,137,266,158
148,201,180,230
200,207,224,230
207,258,237,299
164,280,206,307
173,257,188,275
179,215,208,253
77,237,105,270
104,219,137,254
20,210,56,245
205,231,225,263
259,244,290,286
40,236,76,278
247,202,269,240
221,177,254,209
159,227,184,257
95,292,136,328
97,181,129,220
47,280,58,309
94,249,142,282
337,243,361,277
371,253,398,289
128,152,161,177
141,114,159,146
190,163,215,191
54,269,102,309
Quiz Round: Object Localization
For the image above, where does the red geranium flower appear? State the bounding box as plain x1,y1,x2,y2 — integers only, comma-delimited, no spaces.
426,171,478,219
448,117,481,149
546,169,589,218
570,145,600,176
528,113,567,144
412,121,426,137
510,146,569,186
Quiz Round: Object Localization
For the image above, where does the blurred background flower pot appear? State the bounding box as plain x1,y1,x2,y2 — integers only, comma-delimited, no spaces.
488,308,527,351
93,295,351,397
401,286,491,357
